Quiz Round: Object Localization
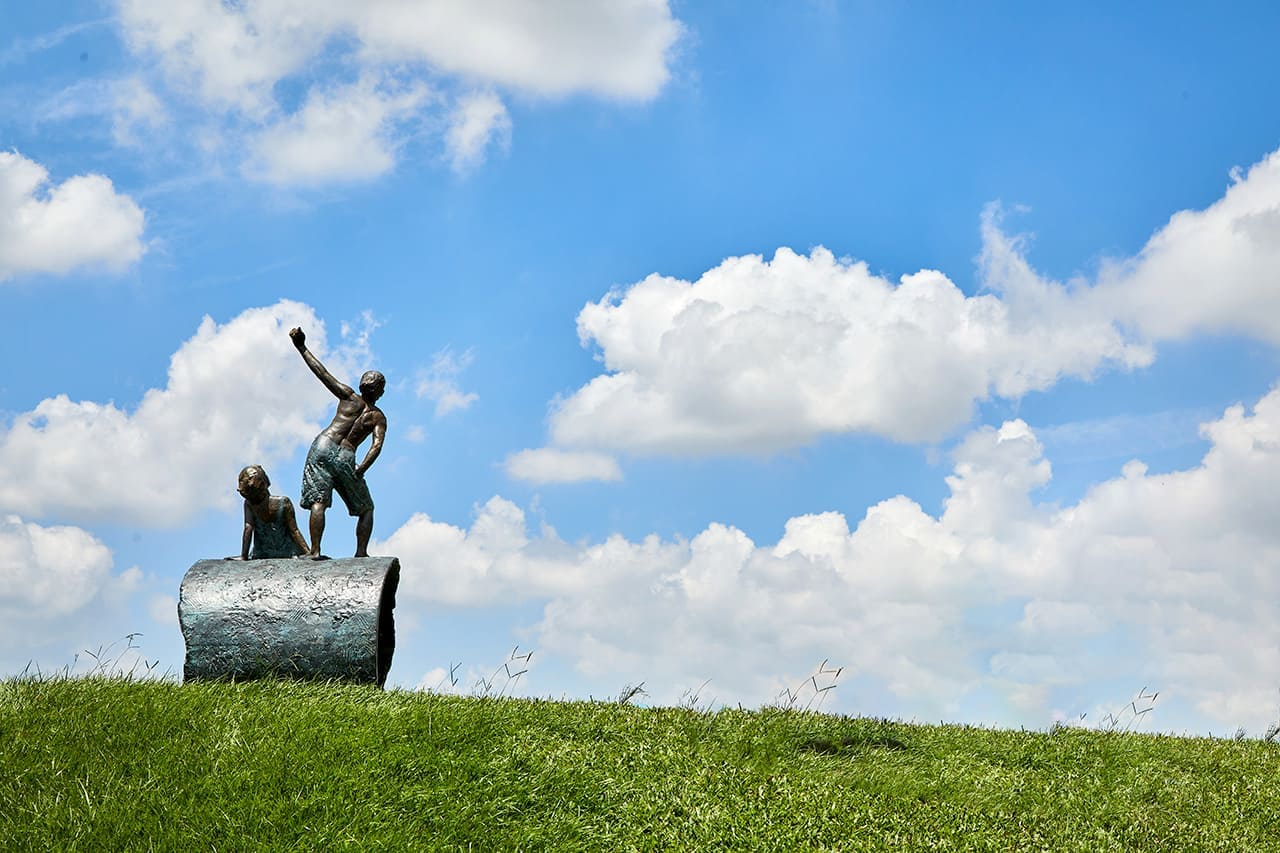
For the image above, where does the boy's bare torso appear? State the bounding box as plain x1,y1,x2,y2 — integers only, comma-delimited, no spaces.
321,396,385,451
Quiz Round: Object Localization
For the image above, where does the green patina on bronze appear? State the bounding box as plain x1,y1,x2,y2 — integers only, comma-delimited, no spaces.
178,557,399,687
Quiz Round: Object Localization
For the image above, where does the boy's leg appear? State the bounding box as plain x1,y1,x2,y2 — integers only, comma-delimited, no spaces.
309,502,327,559
355,509,373,558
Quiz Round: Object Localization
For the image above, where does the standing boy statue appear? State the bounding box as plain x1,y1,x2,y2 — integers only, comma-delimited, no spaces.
289,326,387,559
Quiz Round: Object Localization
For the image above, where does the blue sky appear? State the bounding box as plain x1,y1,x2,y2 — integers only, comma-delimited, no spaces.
4,1,1280,735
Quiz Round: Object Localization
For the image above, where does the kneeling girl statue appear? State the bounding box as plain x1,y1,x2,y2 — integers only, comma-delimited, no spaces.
232,464,310,559
289,326,387,559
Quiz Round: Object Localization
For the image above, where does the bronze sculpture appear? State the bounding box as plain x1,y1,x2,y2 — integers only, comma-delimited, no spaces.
289,326,387,559
230,465,310,559
178,328,400,687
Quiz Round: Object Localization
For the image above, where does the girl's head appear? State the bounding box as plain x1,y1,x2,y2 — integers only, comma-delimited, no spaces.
237,465,270,501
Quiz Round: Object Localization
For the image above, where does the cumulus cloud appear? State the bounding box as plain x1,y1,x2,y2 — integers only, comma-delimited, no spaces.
0,300,368,526
542,144,1280,456
981,144,1280,348
1089,148,1280,343
342,0,681,100
0,150,145,282
113,0,682,184
446,91,511,173
415,348,478,417
0,515,114,618
377,385,1280,731
0,515,155,674
117,0,680,105
504,448,622,484
247,78,430,185
549,246,1150,452
116,0,327,116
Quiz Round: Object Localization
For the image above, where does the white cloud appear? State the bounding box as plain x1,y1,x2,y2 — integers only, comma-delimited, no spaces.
118,0,680,105
504,448,622,484
0,300,368,526
113,0,682,184
0,515,114,618
0,150,145,282
376,495,980,710
542,144,1280,456
376,384,1280,731
548,246,1150,452
344,0,682,100
415,348,478,416
246,77,430,186
1091,148,1280,343
446,91,511,173
980,144,1280,348
0,515,157,675
116,0,328,116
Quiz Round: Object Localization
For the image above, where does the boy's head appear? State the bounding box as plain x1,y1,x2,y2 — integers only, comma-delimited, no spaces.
359,370,386,402
237,465,270,502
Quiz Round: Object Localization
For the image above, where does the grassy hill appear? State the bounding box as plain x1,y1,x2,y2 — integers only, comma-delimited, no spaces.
2,677,1278,851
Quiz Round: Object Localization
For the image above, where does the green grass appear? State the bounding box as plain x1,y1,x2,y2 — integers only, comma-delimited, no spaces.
2,678,1278,851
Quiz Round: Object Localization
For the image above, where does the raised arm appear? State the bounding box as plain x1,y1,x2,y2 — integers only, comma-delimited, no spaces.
289,327,355,400
355,418,387,478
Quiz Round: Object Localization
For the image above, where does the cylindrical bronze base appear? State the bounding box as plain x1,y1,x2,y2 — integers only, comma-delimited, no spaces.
179,556,399,687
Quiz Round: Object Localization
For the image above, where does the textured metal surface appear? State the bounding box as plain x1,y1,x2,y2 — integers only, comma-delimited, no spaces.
179,556,399,686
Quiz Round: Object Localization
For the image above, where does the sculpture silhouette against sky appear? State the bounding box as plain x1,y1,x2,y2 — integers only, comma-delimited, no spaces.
178,333,398,686
289,326,387,559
